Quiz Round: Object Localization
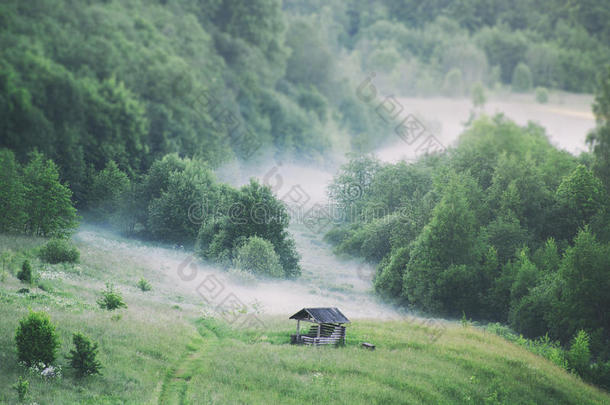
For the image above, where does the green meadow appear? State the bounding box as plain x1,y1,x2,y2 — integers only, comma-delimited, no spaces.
1,234,608,405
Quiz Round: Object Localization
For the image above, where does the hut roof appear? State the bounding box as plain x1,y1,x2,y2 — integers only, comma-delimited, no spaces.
289,307,350,324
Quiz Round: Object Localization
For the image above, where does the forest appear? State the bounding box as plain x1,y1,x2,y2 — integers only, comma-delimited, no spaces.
1,0,610,403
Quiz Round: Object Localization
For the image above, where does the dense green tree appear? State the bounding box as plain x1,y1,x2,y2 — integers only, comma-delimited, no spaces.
214,0,284,54
87,161,131,222
285,19,335,90
532,238,561,273
197,179,300,277
403,171,480,315
568,330,592,376
512,62,533,92
476,26,527,83
22,152,78,237
147,159,218,244
0,149,26,233
374,246,409,299
328,155,382,221
549,228,610,343
483,214,528,264
553,165,605,241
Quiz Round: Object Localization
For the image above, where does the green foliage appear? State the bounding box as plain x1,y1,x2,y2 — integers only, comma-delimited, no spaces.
553,165,605,241
12,376,28,402
17,260,32,284
67,333,102,377
327,154,382,220
233,236,284,278
39,239,80,264
471,82,486,108
550,228,610,342
87,160,131,222
588,67,610,191
136,278,152,292
285,19,334,89
15,311,60,366
327,114,610,379
0,149,26,233
0,150,78,237
403,170,482,315
535,87,549,103
196,179,300,278
22,152,79,237
97,283,127,311
512,62,532,92
568,330,591,376
374,246,409,299
146,157,218,244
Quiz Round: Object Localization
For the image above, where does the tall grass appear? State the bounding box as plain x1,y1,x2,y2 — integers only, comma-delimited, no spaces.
1,233,609,404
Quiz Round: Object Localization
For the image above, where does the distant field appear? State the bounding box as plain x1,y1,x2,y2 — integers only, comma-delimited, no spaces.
1,233,609,404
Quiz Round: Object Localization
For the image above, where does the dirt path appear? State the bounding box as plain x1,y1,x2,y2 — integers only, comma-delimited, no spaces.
157,330,218,405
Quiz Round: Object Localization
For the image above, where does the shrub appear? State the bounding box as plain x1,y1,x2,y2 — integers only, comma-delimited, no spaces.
567,330,591,376
136,278,152,292
13,376,28,402
233,236,284,278
97,283,127,310
67,333,102,377
15,311,60,366
535,87,549,103
39,239,79,264
17,260,32,284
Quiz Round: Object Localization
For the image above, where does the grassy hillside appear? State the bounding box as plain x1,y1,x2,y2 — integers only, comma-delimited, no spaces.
0,233,608,404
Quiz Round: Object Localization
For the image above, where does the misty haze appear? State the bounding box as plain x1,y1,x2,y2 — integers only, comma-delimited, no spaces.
1,1,609,404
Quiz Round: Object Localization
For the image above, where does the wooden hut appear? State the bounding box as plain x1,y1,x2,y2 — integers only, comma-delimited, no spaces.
289,307,350,346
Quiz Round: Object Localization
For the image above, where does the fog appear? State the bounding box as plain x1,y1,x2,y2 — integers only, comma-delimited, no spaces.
77,93,594,322
76,224,401,320
376,93,594,163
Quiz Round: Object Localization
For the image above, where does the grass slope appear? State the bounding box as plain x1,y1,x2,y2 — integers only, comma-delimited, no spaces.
0,233,608,404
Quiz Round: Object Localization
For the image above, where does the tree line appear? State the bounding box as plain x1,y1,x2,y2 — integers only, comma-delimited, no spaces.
0,0,388,208
325,69,610,388
286,0,610,95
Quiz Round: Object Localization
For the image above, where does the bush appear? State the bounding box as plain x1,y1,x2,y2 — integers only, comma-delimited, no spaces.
17,260,32,284
15,311,60,366
97,283,127,310
512,63,532,92
39,239,80,264
67,333,102,377
13,376,28,402
136,278,152,292
233,236,284,278
535,87,549,103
